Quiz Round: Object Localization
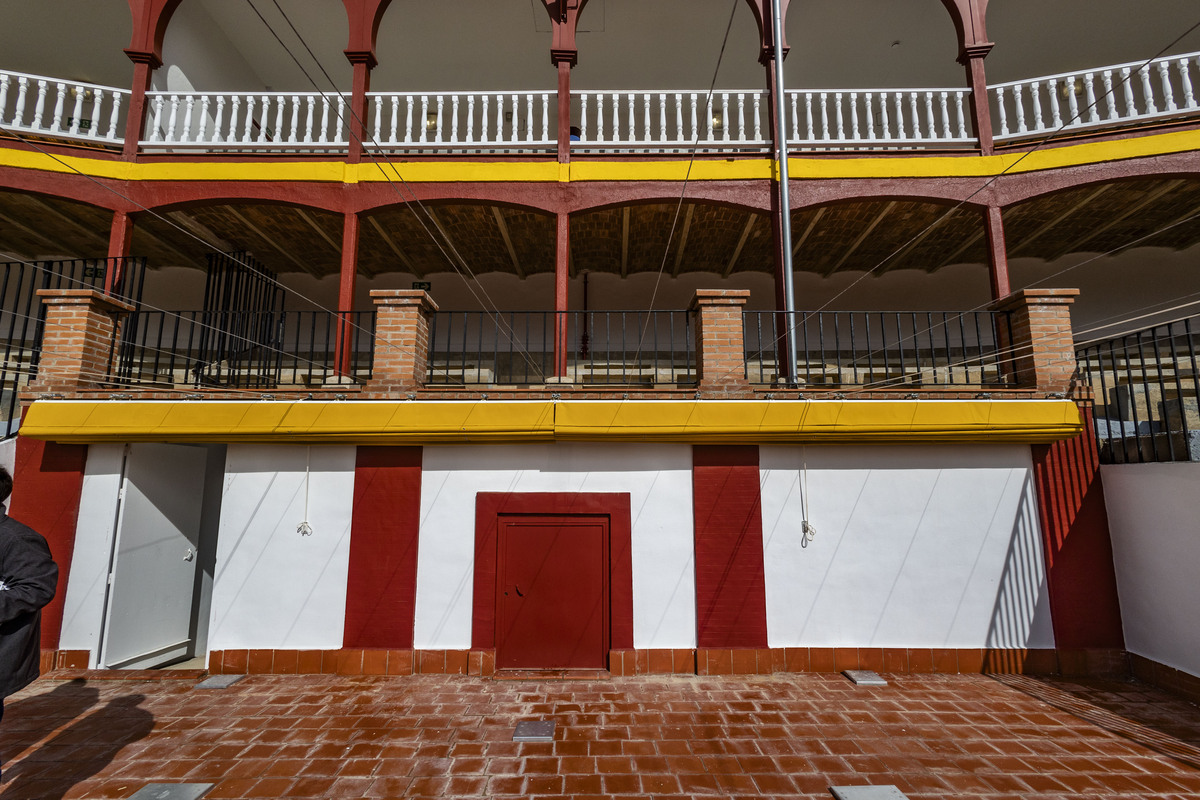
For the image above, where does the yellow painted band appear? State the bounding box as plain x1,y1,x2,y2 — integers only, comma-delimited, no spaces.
1,128,1197,185
18,399,1082,445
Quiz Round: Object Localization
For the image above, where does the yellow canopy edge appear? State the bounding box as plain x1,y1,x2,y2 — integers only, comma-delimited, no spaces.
18,399,1082,445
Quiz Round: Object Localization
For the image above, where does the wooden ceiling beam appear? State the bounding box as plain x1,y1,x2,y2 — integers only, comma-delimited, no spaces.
670,205,695,277
824,202,896,276
723,213,759,278
367,216,421,278
491,207,525,278
227,207,319,275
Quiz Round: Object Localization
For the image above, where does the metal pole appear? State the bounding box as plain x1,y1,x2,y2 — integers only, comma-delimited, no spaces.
771,0,798,385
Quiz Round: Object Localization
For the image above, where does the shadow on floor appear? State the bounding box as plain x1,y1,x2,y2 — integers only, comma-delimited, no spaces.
994,674,1200,770
1,686,153,800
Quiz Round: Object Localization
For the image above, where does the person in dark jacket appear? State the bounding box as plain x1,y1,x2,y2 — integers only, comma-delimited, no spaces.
0,464,58,777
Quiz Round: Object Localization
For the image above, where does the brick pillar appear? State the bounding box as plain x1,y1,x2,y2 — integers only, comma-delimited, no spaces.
692,289,751,394
988,288,1080,393
26,289,133,394
365,290,437,394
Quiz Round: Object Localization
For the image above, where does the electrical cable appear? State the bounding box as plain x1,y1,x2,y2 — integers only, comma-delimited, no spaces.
246,0,549,380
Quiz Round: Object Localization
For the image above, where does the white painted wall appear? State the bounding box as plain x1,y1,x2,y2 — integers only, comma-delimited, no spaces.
0,437,14,475
760,444,1055,649
59,444,124,667
417,443,694,650
1102,462,1200,678
209,444,355,650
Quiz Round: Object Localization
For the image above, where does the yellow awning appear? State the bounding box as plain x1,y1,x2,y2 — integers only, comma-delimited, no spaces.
18,399,1083,445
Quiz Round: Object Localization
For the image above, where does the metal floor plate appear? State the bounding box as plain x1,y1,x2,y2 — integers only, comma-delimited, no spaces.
127,784,214,800
829,786,910,800
513,720,556,741
843,670,888,686
195,675,244,689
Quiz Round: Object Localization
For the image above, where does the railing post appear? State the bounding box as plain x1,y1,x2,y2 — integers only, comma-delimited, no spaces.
344,50,376,161
121,51,160,158
959,43,995,155
364,289,438,395
25,289,134,395
988,288,1080,393
691,289,752,395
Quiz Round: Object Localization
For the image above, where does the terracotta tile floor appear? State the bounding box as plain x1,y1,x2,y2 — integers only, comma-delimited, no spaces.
2,671,1200,799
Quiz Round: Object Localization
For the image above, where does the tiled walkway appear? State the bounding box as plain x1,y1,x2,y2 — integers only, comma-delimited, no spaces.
2,671,1200,799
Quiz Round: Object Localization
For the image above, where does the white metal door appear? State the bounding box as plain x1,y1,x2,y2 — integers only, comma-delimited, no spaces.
100,443,209,669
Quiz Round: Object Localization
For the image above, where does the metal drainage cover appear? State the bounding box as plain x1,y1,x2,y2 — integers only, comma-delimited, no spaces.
127,784,215,800
829,786,909,800
843,670,888,686
195,675,244,689
513,720,556,741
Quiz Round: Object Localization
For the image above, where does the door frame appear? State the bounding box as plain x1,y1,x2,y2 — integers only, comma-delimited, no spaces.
472,493,634,654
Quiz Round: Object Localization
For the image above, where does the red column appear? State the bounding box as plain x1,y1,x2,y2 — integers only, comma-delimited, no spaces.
554,211,570,378
1031,405,1127,676
555,59,573,163
121,53,159,159
984,204,1010,299
344,446,422,648
9,435,88,650
104,211,135,296
692,445,769,671
961,44,995,155
345,51,376,163
334,213,360,378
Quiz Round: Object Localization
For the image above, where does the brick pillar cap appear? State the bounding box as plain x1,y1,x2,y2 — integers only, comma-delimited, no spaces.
989,287,1080,312
369,289,439,312
690,289,752,310
36,289,135,313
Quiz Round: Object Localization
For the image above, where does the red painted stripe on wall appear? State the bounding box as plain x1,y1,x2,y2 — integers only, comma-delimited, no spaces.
1030,405,1125,649
9,434,87,649
343,446,422,649
692,445,768,649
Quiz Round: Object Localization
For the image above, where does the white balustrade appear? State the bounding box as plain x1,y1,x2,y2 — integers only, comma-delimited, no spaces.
786,88,973,148
141,91,349,150
990,50,1200,142
572,90,769,150
0,69,127,145
367,91,555,150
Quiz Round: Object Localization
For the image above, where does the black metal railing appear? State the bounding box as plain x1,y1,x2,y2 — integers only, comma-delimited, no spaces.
113,309,375,389
1077,316,1200,464
743,310,1016,388
1,257,145,434
427,310,695,386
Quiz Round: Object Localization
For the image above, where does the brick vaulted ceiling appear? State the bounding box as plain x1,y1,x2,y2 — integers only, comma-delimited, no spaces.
2,179,1200,279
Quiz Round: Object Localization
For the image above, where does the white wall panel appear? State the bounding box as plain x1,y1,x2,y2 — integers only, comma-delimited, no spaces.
0,437,14,475
209,444,355,650
417,444,694,650
58,444,125,666
1102,462,1200,678
760,444,1054,649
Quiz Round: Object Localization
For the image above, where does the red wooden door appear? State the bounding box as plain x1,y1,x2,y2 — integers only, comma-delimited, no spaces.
496,515,609,670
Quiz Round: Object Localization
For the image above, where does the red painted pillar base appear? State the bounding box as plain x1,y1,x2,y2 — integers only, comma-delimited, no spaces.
8,432,88,650
692,445,768,648
343,447,422,649
1031,405,1125,661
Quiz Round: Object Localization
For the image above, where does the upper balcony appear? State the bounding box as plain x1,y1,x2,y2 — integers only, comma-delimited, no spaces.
3,53,1198,156
2,0,1198,158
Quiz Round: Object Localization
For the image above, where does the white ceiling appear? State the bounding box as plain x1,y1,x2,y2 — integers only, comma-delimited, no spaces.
2,1,1197,93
